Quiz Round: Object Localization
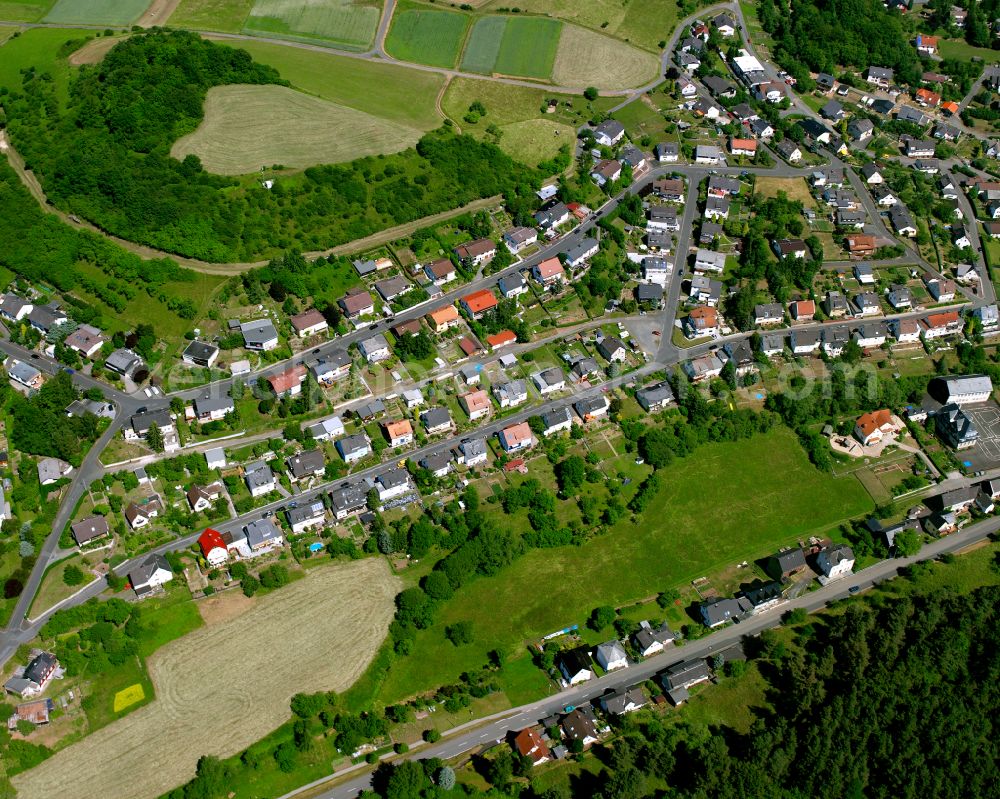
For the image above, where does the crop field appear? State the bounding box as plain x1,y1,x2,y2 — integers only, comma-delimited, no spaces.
552,24,658,89
167,0,254,31
482,0,681,53
375,428,873,702
384,3,468,68
228,38,444,129
493,16,560,78
171,84,423,173
244,0,380,50
0,0,54,22
43,0,150,24
12,558,398,799
113,683,146,713
459,15,505,74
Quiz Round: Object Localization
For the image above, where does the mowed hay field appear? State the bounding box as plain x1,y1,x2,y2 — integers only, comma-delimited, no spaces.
551,25,658,89
384,3,468,68
43,0,150,24
244,0,381,50
492,16,560,79
171,84,424,173
167,0,255,31
13,558,398,799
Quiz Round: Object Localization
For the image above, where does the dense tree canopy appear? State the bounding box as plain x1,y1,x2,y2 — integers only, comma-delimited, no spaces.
3,31,542,262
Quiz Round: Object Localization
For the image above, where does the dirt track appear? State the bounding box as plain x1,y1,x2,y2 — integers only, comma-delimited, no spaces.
12,558,399,799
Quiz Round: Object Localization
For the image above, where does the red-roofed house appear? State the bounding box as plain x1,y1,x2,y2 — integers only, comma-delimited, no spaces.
921,310,961,339
426,305,460,332
498,421,534,453
790,300,815,320
459,389,491,421
729,138,757,157
532,257,565,284
268,364,307,397
512,728,551,766
941,100,960,116
916,34,939,55
198,528,228,567
461,289,499,319
915,88,941,108
854,410,900,446
487,330,517,350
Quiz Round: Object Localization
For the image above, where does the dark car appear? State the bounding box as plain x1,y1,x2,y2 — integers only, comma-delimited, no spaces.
848,586,860,594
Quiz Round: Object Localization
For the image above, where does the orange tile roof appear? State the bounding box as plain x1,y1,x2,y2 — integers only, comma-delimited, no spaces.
501,421,532,445
268,364,306,394
461,289,498,314
460,390,490,413
383,419,413,439
792,300,815,315
941,100,959,114
856,409,893,439
427,305,459,327
535,257,564,279
487,330,517,349
925,310,959,327
689,306,718,326
730,138,757,151
847,234,876,251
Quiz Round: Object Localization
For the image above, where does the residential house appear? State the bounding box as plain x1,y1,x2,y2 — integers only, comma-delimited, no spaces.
492,380,528,409
311,351,352,384
182,340,219,368
915,87,942,107
632,620,675,656
974,304,999,332
847,236,877,259
704,196,730,220
420,407,453,435
866,66,894,87
682,353,724,381
187,482,224,512
498,421,534,452
287,501,326,535
712,12,736,35
701,596,752,627
924,277,956,302
790,300,815,320
850,120,876,142
532,367,566,395
750,117,775,138
647,205,679,232
192,395,234,422
125,408,174,444
198,528,229,567
244,517,284,554
419,449,453,479
460,289,499,319
540,406,573,436
774,239,808,260
561,707,601,749
754,303,784,326
8,360,42,392
454,239,497,267
27,304,67,334
887,284,913,310
655,141,680,162
685,306,719,337
286,449,325,482
575,395,610,422
823,326,850,356
872,185,899,206
268,364,306,398
290,308,328,338
128,553,173,597
338,290,375,321
724,339,757,374
760,332,786,357
915,33,938,54
563,237,600,269
0,294,32,322
817,544,855,579
636,381,674,412
63,324,105,358
729,137,757,157
695,145,724,165
244,461,276,497
558,647,593,685
855,321,888,348
820,99,845,120
37,457,71,486
893,318,921,344
382,418,414,448
3,652,59,698
921,310,962,339
596,336,627,363
689,275,722,306
662,659,712,705
635,282,664,307
595,640,628,672
694,248,726,273
889,205,917,237
790,329,821,354
374,276,412,304
459,437,488,467
601,687,647,715
70,516,110,547
104,348,145,380
358,333,391,363
329,482,368,519
512,728,551,767
571,356,600,380
534,202,571,232
854,409,899,446
497,272,528,300
240,319,279,351
837,209,866,229
533,257,565,285
591,159,623,186
486,330,517,351
423,259,457,286
503,227,537,253
592,119,625,147
707,176,741,197
902,137,935,157
854,293,882,316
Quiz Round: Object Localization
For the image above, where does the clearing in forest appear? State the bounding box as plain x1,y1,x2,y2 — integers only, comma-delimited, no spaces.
171,84,424,173
12,558,398,799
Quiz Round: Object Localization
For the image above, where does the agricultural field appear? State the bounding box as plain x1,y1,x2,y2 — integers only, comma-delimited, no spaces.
551,24,658,89
12,558,399,799
492,16,561,79
167,0,255,31
244,0,381,50
375,428,873,702
225,39,444,130
0,0,53,22
43,0,150,24
459,14,505,74
171,84,424,173
384,2,469,68
481,0,681,53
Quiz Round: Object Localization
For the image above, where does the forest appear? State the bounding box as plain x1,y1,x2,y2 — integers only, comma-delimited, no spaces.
2,31,543,263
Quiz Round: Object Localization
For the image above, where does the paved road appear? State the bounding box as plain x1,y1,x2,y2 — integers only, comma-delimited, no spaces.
287,513,1000,799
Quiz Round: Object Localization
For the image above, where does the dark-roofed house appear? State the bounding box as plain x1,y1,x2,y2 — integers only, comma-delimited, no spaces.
4,651,59,698
244,517,284,553
337,433,372,463
70,516,109,547
557,647,593,685
662,659,711,705
936,403,979,449
636,381,674,412
601,686,647,715
561,707,600,747
421,406,454,435
287,500,326,534
128,554,173,598
286,449,325,482
767,548,808,579
701,596,752,627
632,621,675,656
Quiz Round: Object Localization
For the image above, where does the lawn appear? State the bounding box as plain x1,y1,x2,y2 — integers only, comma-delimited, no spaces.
384,3,469,69
491,16,560,79
0,27,76,103
938,38,998,63
167,0,255,31
460,15,506,74
43,0,149,24
171,84,424,173
244,0,381,50
754,176,815,205
0,0,54,22
551,23,658,90
28,553,95,618
232,38,444,130
491,118,575,168
373,427,873,703
612,95,671,142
